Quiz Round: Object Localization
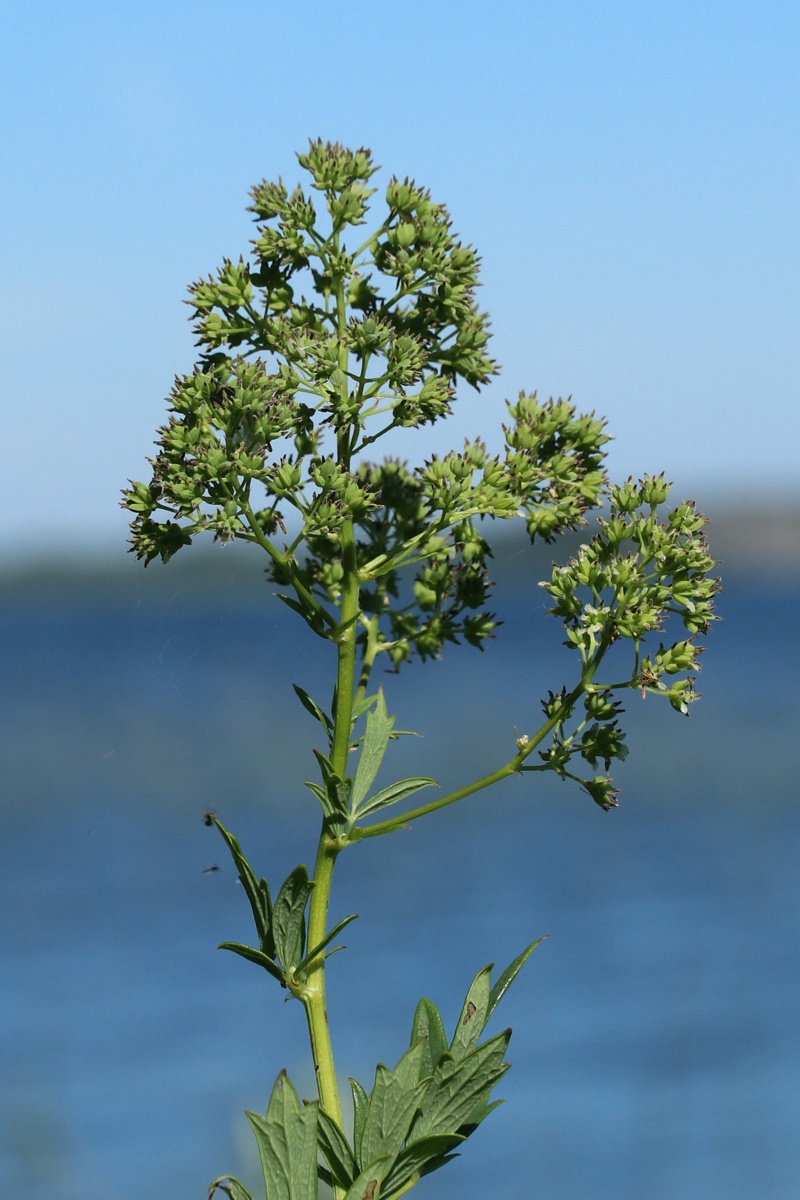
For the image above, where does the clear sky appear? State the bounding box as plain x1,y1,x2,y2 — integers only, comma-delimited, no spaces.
2,0,798,561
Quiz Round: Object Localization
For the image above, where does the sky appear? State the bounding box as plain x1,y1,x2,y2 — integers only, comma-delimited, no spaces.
2,0,798,562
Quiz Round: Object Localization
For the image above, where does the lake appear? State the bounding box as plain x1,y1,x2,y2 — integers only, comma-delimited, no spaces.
1,548,798,1199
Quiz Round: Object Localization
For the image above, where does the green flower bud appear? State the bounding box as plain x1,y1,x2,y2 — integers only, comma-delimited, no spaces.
463,613,497,646
391,221,416,248
605,557,636,589
667,679,696,715
526,507,561,541
581,776,620,811
124,480,159,516
611,479,641,513
657,640,698,674
640,474,671,507
271,461,302,497
584,690,619,721
248,178,289,220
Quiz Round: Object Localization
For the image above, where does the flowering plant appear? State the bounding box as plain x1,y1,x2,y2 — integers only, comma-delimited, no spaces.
124,141,718,1200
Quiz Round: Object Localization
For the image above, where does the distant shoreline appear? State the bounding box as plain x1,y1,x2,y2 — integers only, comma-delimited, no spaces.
1,503,797,600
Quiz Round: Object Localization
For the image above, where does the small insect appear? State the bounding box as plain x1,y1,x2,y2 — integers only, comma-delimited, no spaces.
202,864,220,874
462,1000,477,1025
203,808,216,827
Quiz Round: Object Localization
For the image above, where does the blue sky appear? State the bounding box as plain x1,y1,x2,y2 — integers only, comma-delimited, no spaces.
2,0,798,560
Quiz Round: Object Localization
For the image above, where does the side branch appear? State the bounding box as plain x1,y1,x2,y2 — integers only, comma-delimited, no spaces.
347,680,586,842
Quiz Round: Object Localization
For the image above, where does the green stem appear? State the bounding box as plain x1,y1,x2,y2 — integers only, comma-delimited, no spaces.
300,526,359,1200
349,758,522,842
298,258,360,1195
331,526,360,769
303,832,343,1125
240,499,336,633
355,614,381,703
301,530,359,1200
349,671,594,842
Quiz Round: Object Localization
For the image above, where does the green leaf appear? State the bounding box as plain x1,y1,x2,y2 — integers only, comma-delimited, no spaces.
305,749,350,828
382,1134,465,1198
246,1071,318,1200
350,1076,370,1168
293,684,334,737
272,865,312,974
410,1030,511,1140
304,775,349,826
350,688,395,813
349,696,420,742
410,998,448,1081
297,912,359,972
485,937,548,1027
458,1095,504,1135
213,818,274,958
275,592,331,636
208,1176,256,1200
315,1108,357,1191
330,610,361,641
449,964,492,1060
217,941,285,985
316,1163,335,1191
304,780,330,812
351,691,380,723
354,776,438,822
360,1041,428,1169
342,1156,393,1200
312,747,336,778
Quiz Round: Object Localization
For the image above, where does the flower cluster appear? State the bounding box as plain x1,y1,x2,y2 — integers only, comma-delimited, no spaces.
521,477,719,807
543,475,717,665
123,144,614,673
123,356,314,562
124,141,718,788
123,141,503,565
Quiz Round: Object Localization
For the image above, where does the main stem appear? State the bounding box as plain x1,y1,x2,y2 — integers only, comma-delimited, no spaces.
301,258,358,1173
302,529,358,1200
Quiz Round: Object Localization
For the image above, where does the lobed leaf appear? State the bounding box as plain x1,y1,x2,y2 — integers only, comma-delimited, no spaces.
449,964,492,1060
409,998,448,1081
298,911,359,972
351,691,380,723
485,937,548,1027
293,684,334,737
305,750,350,827
342,1156,393,1200
382,1134,465,1198
350,689,395,813
272,865,312,973
212,818,274,958
457,1095,504,1137
354,776,438,822
217,941,285,985
410,1030,511,1140
246,1071,318,1200
275,591,332,637
315,1108,358,1191
207,1176,256,1200
360,1041,428,1170
350,1076,370,1168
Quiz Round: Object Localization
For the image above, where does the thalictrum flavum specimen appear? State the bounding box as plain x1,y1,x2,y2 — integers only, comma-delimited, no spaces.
123,140,718,1200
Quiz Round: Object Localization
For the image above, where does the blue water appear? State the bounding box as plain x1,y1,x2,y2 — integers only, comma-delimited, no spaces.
1,562,798,1199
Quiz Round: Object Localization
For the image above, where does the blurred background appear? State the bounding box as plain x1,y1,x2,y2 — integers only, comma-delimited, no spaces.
1,2,798,1198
